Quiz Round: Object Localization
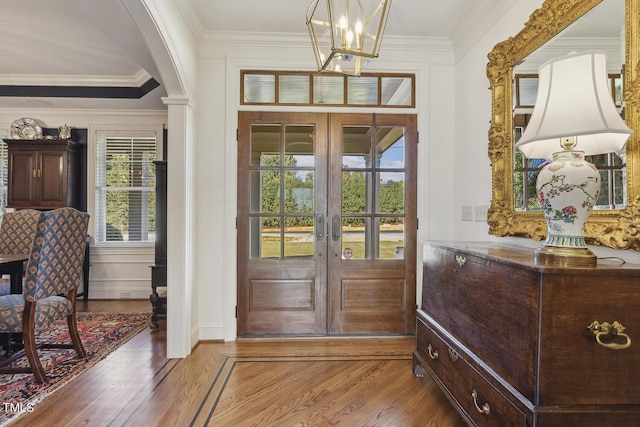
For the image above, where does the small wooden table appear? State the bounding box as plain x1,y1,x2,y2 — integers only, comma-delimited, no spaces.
0,254,29,294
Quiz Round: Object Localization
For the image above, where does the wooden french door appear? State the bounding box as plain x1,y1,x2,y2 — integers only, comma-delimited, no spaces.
237,112,417,336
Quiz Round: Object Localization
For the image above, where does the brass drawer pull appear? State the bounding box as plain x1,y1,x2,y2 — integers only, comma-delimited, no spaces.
471,389,490,415
427,343,439,360
455,255,466,266
448,347,459,362
588,321,631,350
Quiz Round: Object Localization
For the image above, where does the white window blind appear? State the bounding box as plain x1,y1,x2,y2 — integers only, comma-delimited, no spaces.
95,133,157,244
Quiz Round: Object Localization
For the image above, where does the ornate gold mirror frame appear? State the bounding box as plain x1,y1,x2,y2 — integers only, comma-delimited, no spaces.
487,0,640,250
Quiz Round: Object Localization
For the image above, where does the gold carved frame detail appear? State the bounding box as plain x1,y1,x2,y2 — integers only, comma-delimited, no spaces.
487,0,640,250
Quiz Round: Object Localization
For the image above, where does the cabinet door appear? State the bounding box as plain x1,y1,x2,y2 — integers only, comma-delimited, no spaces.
38,151,67,208
8,150,38,207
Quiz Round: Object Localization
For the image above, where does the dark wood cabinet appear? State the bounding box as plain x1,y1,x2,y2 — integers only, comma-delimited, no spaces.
414,241,640,426
150,160,167,330
4,139,82,210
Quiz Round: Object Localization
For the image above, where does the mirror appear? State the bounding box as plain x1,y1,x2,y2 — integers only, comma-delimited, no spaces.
487,0,640,250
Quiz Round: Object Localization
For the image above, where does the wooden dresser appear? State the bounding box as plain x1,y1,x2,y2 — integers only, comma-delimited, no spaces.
4,138,82,210
414,241,640,426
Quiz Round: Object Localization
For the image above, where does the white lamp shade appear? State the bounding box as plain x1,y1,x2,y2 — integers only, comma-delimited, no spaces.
516,51,632,159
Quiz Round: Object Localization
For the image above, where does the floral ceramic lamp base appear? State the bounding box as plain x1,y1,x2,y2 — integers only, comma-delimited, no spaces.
534,149,599,267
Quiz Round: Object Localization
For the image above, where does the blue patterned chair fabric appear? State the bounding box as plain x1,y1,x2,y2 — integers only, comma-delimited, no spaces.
0,209,41,296
0,208,89,383
0,209,41,255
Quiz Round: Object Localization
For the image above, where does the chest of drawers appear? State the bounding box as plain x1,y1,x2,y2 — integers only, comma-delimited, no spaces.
414,241,640,426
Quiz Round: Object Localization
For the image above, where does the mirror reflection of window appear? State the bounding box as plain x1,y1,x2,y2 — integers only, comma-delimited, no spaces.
510,0,626,213
514,75,538,107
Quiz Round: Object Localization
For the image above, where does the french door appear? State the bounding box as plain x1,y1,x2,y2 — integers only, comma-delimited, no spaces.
237,112,417,336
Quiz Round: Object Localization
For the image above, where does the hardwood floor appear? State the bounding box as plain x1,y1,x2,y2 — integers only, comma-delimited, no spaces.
11,300,465,427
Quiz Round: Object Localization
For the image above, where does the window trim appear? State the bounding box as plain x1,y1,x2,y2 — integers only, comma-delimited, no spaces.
90,125,163,247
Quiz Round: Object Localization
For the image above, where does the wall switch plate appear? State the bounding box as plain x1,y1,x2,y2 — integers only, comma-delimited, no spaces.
474,205,488,222
461,205,473,221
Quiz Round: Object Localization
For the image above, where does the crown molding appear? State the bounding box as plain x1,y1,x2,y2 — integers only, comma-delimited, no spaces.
452,0,520,61
0,69,154,88
200,30,452,52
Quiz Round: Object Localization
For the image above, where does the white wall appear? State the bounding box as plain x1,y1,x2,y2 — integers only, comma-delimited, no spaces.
454,0,640,265
0,108,167,299
195,32,456,340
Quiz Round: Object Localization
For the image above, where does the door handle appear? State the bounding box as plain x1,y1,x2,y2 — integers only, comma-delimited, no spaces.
332,214,341,241
316,214,325,241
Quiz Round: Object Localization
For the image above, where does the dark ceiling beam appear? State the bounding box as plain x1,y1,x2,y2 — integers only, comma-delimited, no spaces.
0,78,160,99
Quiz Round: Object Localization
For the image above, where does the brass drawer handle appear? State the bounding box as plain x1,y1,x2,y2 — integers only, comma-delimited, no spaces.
588,321,631,350
455,255,466,266
427,343,439,360
448,347,459,362
471,389,490,415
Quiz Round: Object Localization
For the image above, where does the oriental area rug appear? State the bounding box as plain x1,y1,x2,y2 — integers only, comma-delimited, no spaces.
0,312,150,426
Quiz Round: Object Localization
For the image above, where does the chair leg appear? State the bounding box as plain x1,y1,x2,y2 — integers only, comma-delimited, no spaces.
66,315,86,358
66,290,86,358
22,299,47,384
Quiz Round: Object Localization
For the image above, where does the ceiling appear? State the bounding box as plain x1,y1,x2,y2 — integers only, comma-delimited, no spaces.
0,0,498,111
180,0,494,38
0,0,619,111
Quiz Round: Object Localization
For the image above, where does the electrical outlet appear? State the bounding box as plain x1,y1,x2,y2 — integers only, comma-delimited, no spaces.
474,205,488,222
461,205,473,221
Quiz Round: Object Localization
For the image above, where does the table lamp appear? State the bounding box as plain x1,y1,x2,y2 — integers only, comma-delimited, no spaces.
515,51,632,267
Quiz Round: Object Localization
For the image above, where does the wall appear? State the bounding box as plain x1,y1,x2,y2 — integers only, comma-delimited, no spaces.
195,32,456,340
0,108,167,299
454,0,640,265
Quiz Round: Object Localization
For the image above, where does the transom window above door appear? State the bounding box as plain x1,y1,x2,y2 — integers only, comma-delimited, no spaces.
241,71,415,107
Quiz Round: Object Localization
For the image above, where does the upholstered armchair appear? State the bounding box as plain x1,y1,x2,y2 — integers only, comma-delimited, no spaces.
0,208,89,383
0,209,40,296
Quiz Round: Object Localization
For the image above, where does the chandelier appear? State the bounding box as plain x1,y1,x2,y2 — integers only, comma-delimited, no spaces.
306,0,392,76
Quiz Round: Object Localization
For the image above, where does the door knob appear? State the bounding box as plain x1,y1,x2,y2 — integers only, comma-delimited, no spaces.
332,214,341,241
316,214,325,240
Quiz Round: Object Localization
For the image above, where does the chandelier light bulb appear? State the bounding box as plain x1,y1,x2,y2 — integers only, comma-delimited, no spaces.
339,15,347,29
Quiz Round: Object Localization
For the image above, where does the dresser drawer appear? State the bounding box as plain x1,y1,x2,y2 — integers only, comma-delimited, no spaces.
538,273,640,406
422,244,539,400
416,316,528,427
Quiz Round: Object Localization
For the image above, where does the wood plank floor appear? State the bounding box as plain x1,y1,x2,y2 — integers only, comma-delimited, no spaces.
10,300,465,427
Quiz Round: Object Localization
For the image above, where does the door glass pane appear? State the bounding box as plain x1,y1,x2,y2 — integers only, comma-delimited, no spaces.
285,125,314,168
284,216,314,259
251,170,280,213
313,75,344,104
342,171,371,213
377,172,404,214
251,124,280,166
341,217,369,259
381,77,413,106
343,126,372,168
377,218,404,259
285,170,314,213
347,76,378,105
250,216,281,259
376,127,405,168
285,125,314,214
244,74,275,103
279,75,310,104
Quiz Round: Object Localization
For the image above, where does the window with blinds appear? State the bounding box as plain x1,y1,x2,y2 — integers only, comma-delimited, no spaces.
95,133,157,244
